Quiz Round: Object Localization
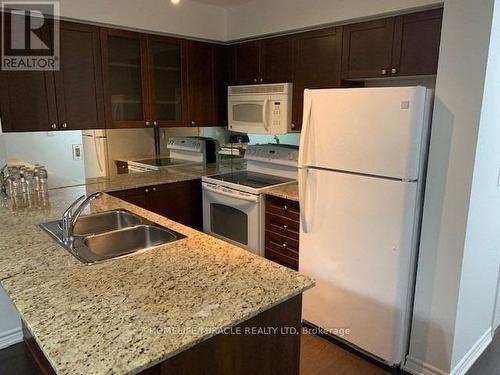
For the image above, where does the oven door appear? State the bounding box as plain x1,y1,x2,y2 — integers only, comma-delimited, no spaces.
202,182,263,256
228,94,271,134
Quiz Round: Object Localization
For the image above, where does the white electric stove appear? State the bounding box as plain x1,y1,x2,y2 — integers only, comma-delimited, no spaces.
128,137,212,173
202,144,299,256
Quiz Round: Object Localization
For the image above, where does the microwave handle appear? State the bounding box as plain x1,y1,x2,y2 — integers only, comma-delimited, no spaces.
262,98,269,131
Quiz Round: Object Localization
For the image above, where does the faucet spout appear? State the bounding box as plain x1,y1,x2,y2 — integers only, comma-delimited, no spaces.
62,192,103,244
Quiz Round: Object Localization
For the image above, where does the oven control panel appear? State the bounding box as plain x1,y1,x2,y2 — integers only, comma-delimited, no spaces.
245,144,299,166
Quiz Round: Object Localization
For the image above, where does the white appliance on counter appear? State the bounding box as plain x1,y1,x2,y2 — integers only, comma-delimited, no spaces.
228,83,293,134
202,144,299,256
299,86,433,366
127,137,219,173
82,130,109,178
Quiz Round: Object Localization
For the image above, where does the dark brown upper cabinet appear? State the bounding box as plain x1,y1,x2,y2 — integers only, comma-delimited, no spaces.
292,27,343,130
147,35,187,127
101,29,187,129
101,28,150,129
55,21,105,130
231,37,293,85
391,8,443,76
342,18,395,79
342,9,442,79
1,19,104,132
232,41,261,84
261,36,294,84
186,41,227,127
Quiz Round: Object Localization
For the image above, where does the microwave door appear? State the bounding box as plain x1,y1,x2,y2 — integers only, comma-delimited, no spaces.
229,96,270,134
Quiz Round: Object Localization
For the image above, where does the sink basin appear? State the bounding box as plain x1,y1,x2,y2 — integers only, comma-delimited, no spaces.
40,209,186,265
79,225,179,262
58,209,143,236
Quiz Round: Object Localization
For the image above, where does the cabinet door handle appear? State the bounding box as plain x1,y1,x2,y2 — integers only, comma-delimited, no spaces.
381,69,387,75
282,224,288,231
152,187,157,192
291,123,296,129
153,121,158,127
253,78,258,83
259,78,263,83
282,243,288,249
145,121,151,127
283,205,288,212
61,122,67,129
145,188,149,193
50,123,57,130
191,120,196,126
391,68,398,74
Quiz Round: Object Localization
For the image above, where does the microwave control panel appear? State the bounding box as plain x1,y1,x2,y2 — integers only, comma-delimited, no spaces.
271,102,281,127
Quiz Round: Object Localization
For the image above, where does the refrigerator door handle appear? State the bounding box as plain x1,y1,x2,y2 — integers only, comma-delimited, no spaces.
298,91,313,168
299,167,309,233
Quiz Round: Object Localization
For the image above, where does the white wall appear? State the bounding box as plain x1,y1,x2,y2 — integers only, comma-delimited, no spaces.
407,0,498,373
227,0,442,40
3,131,85,188
57,0,227,41
452,0,500,367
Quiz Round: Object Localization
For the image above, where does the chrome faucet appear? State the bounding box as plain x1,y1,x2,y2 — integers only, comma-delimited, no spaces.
61,192,103,244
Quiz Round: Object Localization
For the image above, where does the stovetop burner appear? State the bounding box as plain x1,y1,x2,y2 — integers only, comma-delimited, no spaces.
208,171,293,189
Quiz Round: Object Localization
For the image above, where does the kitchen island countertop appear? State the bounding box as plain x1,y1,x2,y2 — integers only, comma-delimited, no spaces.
0,166,312,375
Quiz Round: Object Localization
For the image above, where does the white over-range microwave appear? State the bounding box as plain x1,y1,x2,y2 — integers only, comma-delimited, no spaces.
227,83,293,135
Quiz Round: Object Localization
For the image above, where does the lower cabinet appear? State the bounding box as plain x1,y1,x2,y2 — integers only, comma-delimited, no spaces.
265,196,300,270
109,179,202,230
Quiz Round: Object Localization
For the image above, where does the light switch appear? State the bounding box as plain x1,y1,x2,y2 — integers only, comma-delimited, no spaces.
72,144,82,160
401,101,410,110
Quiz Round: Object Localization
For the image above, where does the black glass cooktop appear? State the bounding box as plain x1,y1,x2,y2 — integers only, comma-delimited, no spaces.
132,157,192,167
208,171,293,189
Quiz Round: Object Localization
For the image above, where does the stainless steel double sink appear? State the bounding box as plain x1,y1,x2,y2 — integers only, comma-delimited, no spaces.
40,209,186,265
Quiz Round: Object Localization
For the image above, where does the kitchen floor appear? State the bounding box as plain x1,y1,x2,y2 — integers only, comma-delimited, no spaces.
0,331,498,374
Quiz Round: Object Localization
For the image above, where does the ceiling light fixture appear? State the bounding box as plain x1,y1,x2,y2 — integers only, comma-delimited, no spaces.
171,0,180,4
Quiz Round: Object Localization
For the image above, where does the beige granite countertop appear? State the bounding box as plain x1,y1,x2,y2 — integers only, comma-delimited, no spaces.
0,172,313,375
263,181,299,202
82,159,245,194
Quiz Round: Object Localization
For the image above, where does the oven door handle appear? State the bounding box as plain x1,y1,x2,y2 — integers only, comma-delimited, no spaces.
203,183,259,203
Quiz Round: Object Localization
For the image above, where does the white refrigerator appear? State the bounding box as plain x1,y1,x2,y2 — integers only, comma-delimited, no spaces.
298,86,433,365
82,129,109,178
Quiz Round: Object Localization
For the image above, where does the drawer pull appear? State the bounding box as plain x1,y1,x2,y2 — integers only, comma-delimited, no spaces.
282,224,288,230
282,243,287,249
283,205,288,212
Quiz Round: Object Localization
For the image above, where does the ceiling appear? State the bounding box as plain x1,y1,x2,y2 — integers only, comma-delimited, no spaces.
189,0,254,8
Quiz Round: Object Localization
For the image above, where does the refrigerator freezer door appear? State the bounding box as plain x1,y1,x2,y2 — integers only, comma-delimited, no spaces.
300,87,429,180
299,168,419,364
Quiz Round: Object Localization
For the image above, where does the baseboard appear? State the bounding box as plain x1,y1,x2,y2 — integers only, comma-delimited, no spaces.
404,356,448,375
0,326,23,349
451,328,492,375
404,327,493,375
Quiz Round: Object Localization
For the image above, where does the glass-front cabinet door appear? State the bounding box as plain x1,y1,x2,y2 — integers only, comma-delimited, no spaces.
147,36,187,127
102,29,150,128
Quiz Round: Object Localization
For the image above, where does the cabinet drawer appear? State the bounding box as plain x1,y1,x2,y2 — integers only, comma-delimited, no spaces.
265,248,299,271
265,231,299,258
265,196,300,222
265,213,299,240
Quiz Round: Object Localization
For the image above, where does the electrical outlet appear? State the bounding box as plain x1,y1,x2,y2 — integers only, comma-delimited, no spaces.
72,144,82,160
